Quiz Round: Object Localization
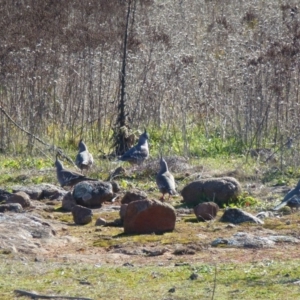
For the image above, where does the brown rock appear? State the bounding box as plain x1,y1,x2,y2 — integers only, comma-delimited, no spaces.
120,204,128,221
72,205,93,225
62,192,76,212
7,191,31,208
123,199,176,234
181,177,242,207
121,189,148,204
194,202,219,221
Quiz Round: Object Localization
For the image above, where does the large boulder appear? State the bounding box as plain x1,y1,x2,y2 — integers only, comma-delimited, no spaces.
6,191,31,208
123,199,176,234
194,202,219,221
220,208,264,224
72,180,115,208
181,177,242,207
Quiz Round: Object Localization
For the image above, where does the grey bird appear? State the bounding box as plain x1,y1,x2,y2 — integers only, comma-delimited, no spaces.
118,130,149,165
55,154,98,188
75,139,94,173
156,156,177,201
273,180,300,212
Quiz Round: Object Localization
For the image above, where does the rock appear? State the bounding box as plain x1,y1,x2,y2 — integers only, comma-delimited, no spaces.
220,208,264,224
11,185,42,200
211,232,275,248
181,177,242,207
72,180,115,208
211,232,300,248
95,217,107,226
0,203,23,213
11,184,67,201
6,191,31,208
0,214,56,254
72,205,93,225
0,189,12,202
40,183,68,200
256,211,274,219
111,181,120,193
62,192,76,212
121,189,148,204
123,199,176,234
120,204,128,221
193,202,219,221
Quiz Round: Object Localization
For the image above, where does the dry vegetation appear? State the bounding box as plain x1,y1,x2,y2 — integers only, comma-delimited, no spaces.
0,1,300,160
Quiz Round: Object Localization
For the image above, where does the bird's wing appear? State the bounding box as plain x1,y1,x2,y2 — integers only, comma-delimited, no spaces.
76,151,93,166
157,172,176,193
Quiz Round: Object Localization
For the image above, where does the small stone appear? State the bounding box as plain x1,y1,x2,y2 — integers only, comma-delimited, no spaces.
72,205,93,225
194,202,219,221
168,287,176,293
95,217,106,226
189,273,198,280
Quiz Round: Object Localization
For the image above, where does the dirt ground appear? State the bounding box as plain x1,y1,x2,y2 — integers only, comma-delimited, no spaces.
2,193,300,269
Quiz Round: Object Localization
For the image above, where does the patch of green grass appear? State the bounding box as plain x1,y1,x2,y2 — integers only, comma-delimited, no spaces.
1,258,300,299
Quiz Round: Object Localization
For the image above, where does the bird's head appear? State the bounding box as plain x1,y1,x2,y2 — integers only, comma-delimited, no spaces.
78,139,87,152
55,153,63,170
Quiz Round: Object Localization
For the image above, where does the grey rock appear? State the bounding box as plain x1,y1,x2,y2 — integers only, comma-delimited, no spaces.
220,208,264,224
0,214,56,254
211,232,300,249
95,217,106,226
11,184,68,201
62,192,76,212
72,205,93,225
212,233,275,248
256,211,274,219
72,180,116,208
0,203,23,213
0,189,13,202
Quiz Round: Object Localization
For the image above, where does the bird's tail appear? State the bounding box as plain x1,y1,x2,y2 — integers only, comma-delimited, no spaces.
273,201,288,211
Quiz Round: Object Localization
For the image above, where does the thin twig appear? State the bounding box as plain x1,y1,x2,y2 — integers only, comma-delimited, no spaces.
0,106,76,167
14,289,93,300
211,264,217,300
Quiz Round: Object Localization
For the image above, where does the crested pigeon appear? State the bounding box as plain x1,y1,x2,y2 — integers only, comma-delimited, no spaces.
75,139,94,173
118,130,149,165
156,156,177,201
274,180,300,212
55,154,98,188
